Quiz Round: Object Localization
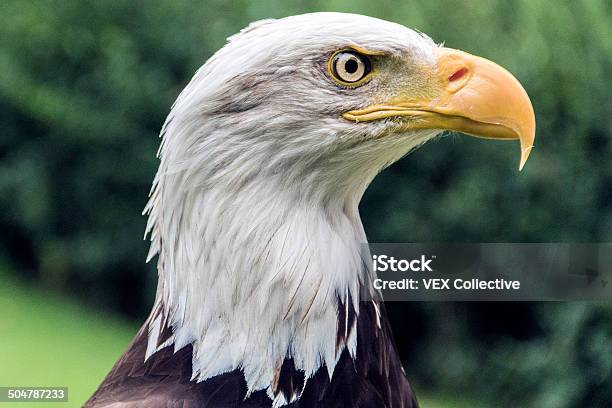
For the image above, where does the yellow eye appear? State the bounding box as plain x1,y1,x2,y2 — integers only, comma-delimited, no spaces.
330,51,372,85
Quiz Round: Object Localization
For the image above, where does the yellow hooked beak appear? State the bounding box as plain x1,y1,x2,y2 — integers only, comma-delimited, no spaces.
343,47,536,170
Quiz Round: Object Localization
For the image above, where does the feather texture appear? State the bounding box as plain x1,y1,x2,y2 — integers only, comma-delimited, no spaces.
86,300,418,408
87,12,440,407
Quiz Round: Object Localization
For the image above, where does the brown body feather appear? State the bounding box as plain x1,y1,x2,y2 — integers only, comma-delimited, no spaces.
85,301,418,408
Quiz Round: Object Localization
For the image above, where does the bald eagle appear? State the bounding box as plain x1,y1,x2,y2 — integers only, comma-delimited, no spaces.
85,12,534,408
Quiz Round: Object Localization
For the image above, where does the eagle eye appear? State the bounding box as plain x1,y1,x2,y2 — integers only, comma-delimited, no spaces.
329,50,372,85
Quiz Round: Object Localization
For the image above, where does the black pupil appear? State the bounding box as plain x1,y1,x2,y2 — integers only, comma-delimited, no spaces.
344,58,359,74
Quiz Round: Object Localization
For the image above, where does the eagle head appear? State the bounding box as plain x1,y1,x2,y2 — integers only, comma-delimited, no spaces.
142,12,535,405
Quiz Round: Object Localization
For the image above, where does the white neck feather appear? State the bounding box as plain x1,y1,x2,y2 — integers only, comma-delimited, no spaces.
142,131,433,404
146,174,367,395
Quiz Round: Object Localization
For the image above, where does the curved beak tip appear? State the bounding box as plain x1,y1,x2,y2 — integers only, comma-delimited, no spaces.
519,145,534,171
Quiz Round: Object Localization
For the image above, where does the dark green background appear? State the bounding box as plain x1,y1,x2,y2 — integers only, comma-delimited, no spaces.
1,1,610,407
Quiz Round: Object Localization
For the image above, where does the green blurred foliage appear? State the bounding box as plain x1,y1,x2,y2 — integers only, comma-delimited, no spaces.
0,269,136,408
0,1,610,407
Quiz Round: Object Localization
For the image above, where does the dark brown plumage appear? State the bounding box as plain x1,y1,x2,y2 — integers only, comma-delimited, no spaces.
85,300,417,408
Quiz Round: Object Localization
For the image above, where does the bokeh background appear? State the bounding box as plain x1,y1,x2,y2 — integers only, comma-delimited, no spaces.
1,0,611,407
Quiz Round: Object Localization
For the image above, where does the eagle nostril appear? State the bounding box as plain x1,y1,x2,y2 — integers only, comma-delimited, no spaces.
449,67,468,82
